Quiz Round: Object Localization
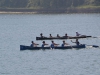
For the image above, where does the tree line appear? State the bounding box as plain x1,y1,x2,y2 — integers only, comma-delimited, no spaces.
0,0,100,9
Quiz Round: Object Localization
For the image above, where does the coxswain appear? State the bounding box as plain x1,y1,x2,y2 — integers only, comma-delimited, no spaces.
71,39,80,45
76,32,86,37
61,40,69,47
30,41,39,47
51,41,59,48
76,32,81,36
42,41,48,47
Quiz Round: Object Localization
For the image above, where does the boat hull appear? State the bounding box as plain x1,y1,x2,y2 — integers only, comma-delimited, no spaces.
20,44,86,50
36,36,91,40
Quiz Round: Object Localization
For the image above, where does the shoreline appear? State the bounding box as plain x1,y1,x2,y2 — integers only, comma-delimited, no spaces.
0,8,100,14
0,11,37,14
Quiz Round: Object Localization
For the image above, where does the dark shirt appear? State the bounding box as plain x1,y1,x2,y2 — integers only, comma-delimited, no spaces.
42,44,45,47
51,43,54,48
62,43,65,47
30,44,34,47
76,41,80,45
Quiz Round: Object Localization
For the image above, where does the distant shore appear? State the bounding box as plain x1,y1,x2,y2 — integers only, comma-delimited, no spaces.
0,11,37,14
0,8,100,14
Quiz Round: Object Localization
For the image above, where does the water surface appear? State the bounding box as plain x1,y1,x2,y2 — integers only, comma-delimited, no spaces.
0,13,100,75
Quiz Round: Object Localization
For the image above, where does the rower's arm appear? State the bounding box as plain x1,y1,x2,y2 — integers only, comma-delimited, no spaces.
71,40,74,43
45,44,48,45
34,43,39,45
65,43,69,45
54,43,59,45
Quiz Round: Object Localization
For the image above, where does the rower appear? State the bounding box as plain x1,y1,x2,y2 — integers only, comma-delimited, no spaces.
51,41,59,48
49,34,52,38
76,32,86,37
71,39,80,45
40,33,44,38
61,40,69,47
42,41,48,47
76,32,81,36
30,41,39,47
63,33,69,38
57,34,60,37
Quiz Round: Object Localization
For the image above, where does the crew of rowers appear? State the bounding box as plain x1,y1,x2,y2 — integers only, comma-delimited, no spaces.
40,33,68,38
30,39,81,47
30,32,82,47
40,32,82,38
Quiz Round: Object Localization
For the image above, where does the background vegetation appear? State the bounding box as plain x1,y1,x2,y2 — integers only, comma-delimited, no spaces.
0,0,100,9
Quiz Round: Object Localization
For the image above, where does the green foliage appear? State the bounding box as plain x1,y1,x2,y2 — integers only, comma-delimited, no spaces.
95,0,100,5
0,0,100,9
0,0,28,8
26,0,88,9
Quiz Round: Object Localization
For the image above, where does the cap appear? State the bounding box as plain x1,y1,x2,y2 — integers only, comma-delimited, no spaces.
40,33,43,35
51,41,54,42
42,41,45,43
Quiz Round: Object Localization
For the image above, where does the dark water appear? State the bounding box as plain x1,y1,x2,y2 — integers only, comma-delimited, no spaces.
0,13,100,75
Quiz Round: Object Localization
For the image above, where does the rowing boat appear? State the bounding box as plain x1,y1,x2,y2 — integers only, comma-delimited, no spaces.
36,36,92,40
20,44,99,50
20,44,86,50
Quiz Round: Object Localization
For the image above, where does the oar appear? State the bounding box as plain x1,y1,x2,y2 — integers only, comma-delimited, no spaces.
67,44,73,49
92,36,100,38
86,45,99,48
69,44,73,49
92,45,99,48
